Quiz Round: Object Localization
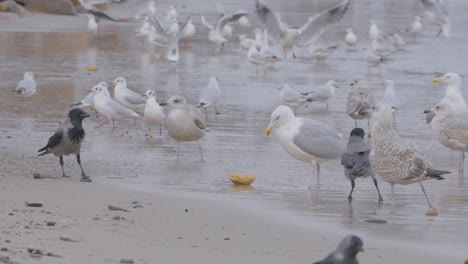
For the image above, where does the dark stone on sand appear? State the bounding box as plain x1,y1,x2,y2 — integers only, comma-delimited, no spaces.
0,256,10,261
0,248,7,252
15,0,77,15
25,201,43,207
112,215,123,220
364,218,389,224
120,259,134,264
33,172,41,179
224,237,230,240
46,221,56,226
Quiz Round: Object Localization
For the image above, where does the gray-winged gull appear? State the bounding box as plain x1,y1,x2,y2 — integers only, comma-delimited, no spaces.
313,235,364,264
142,90,165,138
264,105,345,189
110,77,146,113
15,72,36,97
301,80,339,109
346,80,375,129
197,76,221,117
278,84,309,114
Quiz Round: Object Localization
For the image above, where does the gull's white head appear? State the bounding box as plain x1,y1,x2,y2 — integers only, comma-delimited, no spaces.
113,76,127,87
264,105,295,136
208,76,218,86
369,19,376,25
433,73,461,86
431,102,453,117
327,80,339,90
90,82,107,94
23,71,34,80
414,16,421,22
143,89,157,99
384,80,394,88
346,28,353,33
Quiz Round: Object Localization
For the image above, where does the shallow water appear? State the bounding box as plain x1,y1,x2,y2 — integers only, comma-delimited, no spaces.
1,0,467,259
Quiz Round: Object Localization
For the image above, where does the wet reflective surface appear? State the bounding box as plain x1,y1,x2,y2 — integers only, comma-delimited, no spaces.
1,0,467,258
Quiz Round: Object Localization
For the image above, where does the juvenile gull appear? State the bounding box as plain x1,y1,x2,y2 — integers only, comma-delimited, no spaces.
197,76,221,117
313,235,363,264
91,82,140,129
341,128,383,201
369,104,448,215
255,0,349,58
161,95,207,162
38,109,91,182
430,102,468,178
421,0,450,38
345,28,358,51
142,90,165,138
264,105,345,189
346,80,375,128
15,71,36,97
110,77,146,112
301,80,339,109
278,84,309,114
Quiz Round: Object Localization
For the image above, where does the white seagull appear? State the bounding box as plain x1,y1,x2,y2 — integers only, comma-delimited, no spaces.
255,0,349,58
15,71,36,97
201,11,248,48
302,80,339,109
110,77,146,113
197,76,221,118
345,28,358,50
278,83,309,114
142,89,165,138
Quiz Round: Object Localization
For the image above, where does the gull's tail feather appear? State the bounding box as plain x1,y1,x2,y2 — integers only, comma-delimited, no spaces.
425,168,450,180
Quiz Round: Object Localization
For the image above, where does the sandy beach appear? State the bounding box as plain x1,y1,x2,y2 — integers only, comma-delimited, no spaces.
0,153,463,264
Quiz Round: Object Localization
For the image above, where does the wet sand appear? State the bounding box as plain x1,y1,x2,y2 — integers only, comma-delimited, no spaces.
0,0,468,263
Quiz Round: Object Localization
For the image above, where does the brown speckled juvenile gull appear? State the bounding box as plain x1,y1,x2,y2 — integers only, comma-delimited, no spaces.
346,80,375,129
162,95,207,162
430,102,468,178
369,104,449,216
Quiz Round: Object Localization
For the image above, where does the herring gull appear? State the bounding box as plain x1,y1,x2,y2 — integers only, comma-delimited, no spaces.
346,80,375,128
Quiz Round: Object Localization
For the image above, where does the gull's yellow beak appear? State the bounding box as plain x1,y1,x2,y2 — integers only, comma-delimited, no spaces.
264,125,273,136
432,78,443,83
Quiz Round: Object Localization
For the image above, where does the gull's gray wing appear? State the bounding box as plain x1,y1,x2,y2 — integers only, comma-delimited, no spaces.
124,90,146,105
106,98,138,117
293,118,345,159
215,10,248,35
255,0,287,41
201,14,214,30
299,0,349,46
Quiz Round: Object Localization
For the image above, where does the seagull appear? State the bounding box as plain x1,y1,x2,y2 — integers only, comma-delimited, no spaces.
264,105,345,189
421,0,450,38
15,71,36,97
239,34,254,50
180,19,196,47
110,77,146,113
364,47,384,74
201,11,248,48
278,84,309,114
69,81,111,118
87,14,98,34
346,80,375,128
301,80,339,109
223,24,234,41
134,0,156,21
432,73,468,118
38,108,91,182
247,40,280,72
402,16,422,41
345,28,358,50
380,80,400,124
313,235,364,264
369,104,449,215
142,89,165,138
390,33,406,50
368,19,382,41
341,128,383,201
255,0,349,58
90,82,140,129
151,17,189,62
161,95,207,162
370,38,395,60
309,43,340,63
135,17,152,44
197,76,221,118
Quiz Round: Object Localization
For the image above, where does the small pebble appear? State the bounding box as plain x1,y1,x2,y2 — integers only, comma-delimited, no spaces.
0,248,7,252
46,221,56,226
0,256,10,261
224,237,230,241
6,136,11,139
33,173,42,179
120,258,134,264
25,202,43,207
184,209,188,212
112,215,123,220
92,217,100,221
364,218,389,224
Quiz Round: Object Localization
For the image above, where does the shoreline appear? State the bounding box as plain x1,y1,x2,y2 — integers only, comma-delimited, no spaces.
0,154,464,264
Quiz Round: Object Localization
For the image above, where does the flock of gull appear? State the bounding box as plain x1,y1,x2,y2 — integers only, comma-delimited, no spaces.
13,0,466,220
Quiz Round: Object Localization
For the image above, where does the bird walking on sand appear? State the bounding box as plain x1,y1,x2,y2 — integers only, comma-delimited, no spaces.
364,47,384,74
247,41,280,73
345,28,358,51
142,90,165,138
309,43,340,63
369,104,449,216
38,109,91,182
110,77,146,113
313,235,364,264
430,102,468,178
278,84,309,114
346,80,375,129
15,71,36,97
301,80,339,109
161,95,207,162
341,128,383,201
197,76,221,118
390,33,406,50
264,105,345,189
91,82,140,129
380,80,400,124
402,16,422,41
